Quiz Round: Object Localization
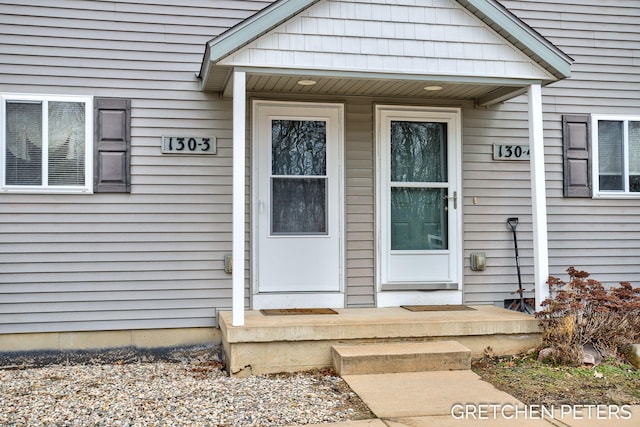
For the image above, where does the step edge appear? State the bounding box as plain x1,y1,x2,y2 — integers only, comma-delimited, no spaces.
332,341,471,357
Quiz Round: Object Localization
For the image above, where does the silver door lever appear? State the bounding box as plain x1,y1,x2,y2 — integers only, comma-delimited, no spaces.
444,191,457,209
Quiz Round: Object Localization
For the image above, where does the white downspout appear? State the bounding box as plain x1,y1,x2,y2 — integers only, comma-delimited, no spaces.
232,70,246,326
528,84,550,311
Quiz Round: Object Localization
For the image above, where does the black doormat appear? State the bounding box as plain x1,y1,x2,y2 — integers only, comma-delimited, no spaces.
401,305,476,312
260,308,339,316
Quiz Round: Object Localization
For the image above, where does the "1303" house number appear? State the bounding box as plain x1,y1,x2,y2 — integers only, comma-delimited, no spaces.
162,136,217,154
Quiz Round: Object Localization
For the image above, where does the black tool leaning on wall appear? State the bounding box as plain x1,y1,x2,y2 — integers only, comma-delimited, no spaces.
507,217,535,314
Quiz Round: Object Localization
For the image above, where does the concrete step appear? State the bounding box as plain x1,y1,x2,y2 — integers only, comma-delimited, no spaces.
331,341,471,375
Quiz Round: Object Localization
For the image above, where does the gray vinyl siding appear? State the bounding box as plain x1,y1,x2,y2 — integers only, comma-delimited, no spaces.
345,99,375,307
463,0,640,304
461,102,536,304
0,0,271,334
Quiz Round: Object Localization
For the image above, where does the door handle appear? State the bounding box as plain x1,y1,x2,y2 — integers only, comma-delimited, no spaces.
444,191,457,209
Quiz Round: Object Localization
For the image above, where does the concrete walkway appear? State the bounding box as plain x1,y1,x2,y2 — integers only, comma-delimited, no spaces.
289,370,638,426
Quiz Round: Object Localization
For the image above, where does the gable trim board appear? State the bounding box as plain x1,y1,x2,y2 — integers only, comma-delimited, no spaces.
200,0,572,73
201,0,323,67
200,0,572,105
456,0,572,79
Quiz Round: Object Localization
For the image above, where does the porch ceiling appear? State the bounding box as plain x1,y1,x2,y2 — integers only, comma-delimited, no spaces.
217,67,530,106
249,73,496,99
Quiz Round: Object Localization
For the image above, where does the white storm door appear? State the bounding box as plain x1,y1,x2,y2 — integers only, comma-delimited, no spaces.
377,106,460,290
253,101,343,300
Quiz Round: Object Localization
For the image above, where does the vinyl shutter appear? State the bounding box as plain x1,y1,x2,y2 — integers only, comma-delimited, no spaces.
94,97,131,193
562,114,591,198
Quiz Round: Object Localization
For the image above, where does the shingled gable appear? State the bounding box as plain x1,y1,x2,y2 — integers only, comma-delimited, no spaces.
199,0,572,104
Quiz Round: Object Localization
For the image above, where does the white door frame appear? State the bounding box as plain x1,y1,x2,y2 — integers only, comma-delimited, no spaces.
251,100,345,309
375,105,463,307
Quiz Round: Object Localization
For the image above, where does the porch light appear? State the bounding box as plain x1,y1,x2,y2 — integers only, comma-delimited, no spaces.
297,79,317,86
424,85,443,91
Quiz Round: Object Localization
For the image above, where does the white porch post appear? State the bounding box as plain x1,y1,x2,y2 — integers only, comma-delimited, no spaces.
528,84,550,311
232,70,246,326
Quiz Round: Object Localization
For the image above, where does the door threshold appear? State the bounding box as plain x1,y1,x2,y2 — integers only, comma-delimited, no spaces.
381,282,459,291
260,308,339,316
377,289,463,307
401,305,475,312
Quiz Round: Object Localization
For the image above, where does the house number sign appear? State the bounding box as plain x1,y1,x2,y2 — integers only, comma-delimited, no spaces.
162,136,217,154
493,144,530,161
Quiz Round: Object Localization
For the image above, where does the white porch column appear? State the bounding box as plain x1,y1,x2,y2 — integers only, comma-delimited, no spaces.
528,84,550,311
232,70,246,326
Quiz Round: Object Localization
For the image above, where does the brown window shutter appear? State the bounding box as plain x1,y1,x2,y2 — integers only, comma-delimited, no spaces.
94,97,131,193
562,115,591,198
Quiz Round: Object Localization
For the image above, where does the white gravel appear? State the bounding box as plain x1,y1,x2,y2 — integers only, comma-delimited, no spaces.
0,351,373,427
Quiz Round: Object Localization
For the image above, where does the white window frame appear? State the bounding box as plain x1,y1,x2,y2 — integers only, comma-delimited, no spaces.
1,93,93,194
592,114,640,199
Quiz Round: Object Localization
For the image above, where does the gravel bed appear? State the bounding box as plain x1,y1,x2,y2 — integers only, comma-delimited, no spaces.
0,347,373,426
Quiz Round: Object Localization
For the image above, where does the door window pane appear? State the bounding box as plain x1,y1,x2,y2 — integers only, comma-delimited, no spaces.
271,119,328,235
272,120,326,176
598,120,624,190
390,121,447,182
271,178,327,234
5,101,43,185
391,187,448,250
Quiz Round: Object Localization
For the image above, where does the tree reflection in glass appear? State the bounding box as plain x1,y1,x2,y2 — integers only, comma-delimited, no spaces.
390,121,448,250
271,120,327,234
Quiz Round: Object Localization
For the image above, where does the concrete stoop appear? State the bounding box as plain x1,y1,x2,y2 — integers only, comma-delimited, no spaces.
220,306,541,376
332,341,471,375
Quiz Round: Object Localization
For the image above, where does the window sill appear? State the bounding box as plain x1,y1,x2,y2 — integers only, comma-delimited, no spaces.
592,192,640,200
1,187,93,195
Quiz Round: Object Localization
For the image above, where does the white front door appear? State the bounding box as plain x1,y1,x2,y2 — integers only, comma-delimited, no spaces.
253,101,344,309
376,106,462,306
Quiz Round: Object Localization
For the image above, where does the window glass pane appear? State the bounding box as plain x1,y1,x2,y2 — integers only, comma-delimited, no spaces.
49,101,85,185
5,101,43,185
390,121,447,183
271,178,327,234
272,120,326,176
391,187,447,250
598,120,624,191
629,121,640,192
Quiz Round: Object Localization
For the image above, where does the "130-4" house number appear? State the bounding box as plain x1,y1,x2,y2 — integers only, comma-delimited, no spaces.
493,144,530,161
162,136,217,154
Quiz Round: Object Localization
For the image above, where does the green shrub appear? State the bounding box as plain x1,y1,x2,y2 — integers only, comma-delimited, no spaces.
536,267,640,365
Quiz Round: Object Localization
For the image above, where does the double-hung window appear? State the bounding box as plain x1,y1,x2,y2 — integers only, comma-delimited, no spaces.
593,115,640,197
1,94,93,193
